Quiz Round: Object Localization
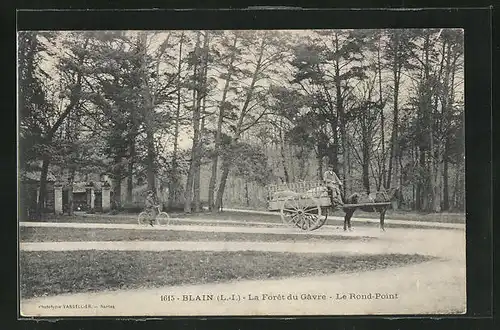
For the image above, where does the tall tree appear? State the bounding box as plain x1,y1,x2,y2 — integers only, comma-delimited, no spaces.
169,32,187,208
19,32,91,217
214,31,288,211
193,31,212,212
184,31,203,213
290,30,370,194
208,32,240,211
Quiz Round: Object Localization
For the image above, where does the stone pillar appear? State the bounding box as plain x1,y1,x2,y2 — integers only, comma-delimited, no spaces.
86,183,95,210
102,182,111,212
54,183,63,215
90,189,95,209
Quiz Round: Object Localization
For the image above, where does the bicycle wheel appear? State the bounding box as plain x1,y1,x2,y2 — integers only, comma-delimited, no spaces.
155,212,170,226
137,211,150,225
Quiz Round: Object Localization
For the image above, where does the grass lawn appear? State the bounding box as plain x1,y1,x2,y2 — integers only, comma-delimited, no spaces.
23,214,283,227
20,250,435,299
20,227,374,243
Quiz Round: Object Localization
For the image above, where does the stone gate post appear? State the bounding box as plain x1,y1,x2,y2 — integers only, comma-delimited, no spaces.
102,182,111,212
85,183,95,210
54,183,63,214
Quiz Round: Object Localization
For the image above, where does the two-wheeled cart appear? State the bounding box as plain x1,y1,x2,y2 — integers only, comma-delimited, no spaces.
267,180,391,231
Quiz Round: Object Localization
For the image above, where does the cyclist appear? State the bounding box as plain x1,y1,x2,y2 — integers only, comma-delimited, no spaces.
144,190,160,227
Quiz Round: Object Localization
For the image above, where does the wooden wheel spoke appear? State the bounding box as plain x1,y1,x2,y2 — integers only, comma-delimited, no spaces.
285,213,300,224
305,213,318,223
303,210,319,217
292,213,303,223
304,216,311,228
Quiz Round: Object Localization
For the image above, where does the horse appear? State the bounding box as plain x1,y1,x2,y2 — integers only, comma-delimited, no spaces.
342,187,400,231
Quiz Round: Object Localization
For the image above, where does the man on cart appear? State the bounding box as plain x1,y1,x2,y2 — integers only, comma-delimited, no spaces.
323,165,344,207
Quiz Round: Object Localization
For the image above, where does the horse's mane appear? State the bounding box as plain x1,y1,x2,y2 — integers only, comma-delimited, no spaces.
346,192,361,204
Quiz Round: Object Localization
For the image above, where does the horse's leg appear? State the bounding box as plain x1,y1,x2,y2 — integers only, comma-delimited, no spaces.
344,209,354,231
343,210,348,231
380,208,386,231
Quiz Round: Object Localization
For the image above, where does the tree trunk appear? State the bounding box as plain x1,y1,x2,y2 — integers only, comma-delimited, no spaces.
429,38,447,212
317,153,323,181
67,168,76,215
137,32,157,193
215,156,231,211
328,119,339,171
361,117,371,194
334,33,347,196
377,36,386,187
169,33,184,209
208,35,238,212
36,153,50,218
184,31,202,213
279,124,290,183
346,133,352,195
416,148,425,211
245,181,250,207
417,32,432,212
298,145,306,180
362,141,371,194
126,140,134,203
145,130,156,192
193,32,210,213
386,33,402,189
442,42,456,212
452,163,461,210
112,175,122,209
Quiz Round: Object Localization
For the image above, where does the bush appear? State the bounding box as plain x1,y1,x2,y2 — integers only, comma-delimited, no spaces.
86,208,96,214
163,201,207,213
120,202,144,214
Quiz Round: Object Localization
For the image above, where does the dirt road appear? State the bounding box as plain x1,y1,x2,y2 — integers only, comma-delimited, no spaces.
20,222,465,316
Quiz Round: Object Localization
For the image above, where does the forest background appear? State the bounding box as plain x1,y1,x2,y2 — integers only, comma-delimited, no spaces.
18,29,465,216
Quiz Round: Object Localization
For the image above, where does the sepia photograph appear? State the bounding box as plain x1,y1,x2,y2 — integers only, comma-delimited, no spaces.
18,28,466,317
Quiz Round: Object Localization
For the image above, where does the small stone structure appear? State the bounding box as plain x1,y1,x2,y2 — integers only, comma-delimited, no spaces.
20,169,113,217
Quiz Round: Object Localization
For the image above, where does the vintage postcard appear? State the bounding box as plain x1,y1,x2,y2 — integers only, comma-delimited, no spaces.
18,28,466,317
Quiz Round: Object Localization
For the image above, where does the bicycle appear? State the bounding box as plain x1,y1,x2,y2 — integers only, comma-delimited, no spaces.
137,205,170,226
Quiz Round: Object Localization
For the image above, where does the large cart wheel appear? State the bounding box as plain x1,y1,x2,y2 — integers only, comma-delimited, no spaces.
280,195,323,231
